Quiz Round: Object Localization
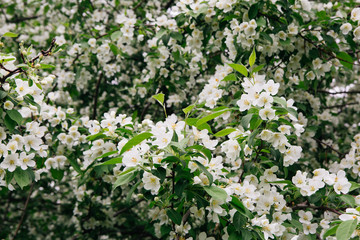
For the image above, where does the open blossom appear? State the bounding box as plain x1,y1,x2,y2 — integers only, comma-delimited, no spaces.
221,139,240,161
15,78,31,97
4,100,14,110
292,170,307,188
122,149,143,167
1,154,19,172
283,146,302,166
264,80,279,95
256,92,273,108
354,26,360,40
340,23,352,35
351,8,360,22
152,131,173,149
142,171,160,194
339,208,360,221
19,152,36,170
303,223,318,235
298,210,313,224
237,94,252,111
259,107,275,120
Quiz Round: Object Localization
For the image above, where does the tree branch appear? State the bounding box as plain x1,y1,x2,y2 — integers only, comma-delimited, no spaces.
133,0,146,10
292,204,342,215
113,199,145,217
7,15,39,23
92,73,103,120
0,38,56,84
325,102,358,109
314,138,344,158
12,183,35,240
317,90,360,95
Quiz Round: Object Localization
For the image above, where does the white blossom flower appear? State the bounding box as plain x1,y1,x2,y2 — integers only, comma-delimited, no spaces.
19,152,36,170
142,172,160,194
1,154,19,172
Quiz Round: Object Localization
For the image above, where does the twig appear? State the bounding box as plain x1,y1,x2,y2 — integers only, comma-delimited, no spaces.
292,204,342,215
12,183,35,240
46,83,58,104
298,33,354,65
164,0,175,9
0,38,56,84
7,15,39,23
113,199,145,217
317,90,360,95
314,138,344,158
182,209,191,224
29,38,57,65
133,0,146,10
92,73,103,120
325,102,358,109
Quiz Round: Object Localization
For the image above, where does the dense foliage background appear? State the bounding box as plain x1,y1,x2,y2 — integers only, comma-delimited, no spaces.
1,0,360,239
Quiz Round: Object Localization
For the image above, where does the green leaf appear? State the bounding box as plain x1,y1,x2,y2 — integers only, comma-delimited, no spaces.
286,107,298,118
337,52,354,70
323,224,338,238
39,64,56,69
110,31,121,41
252,64,265,73
197,122,212,133
0,90,8,99
340,195,356,207
113,168,137,189
120,132,153,155
268,180,292,185
7,109,23,126
241,114,254,129
228,64,248,77
162,33,170,46
336,219,357,240
249,115,262,130
203,185,227,202
186,118,198,126
172,50,186,66
247,129,259,147
98,157,123,166
170,31,183,42
4,114,16,132
152,93,165,106
5,171,14,185
222,73,237,81
249,48,256,67
3,32,18,38
230,196,246,213
155,28,167,39
183,105,195,115
273,97,287,107
196,109,230,127
248,4,258,19
186,145,212,160
214,128,237,137
86,133,106,141
14,168,31,189
50,168,64,181
194,160,213,186
67,158,83,174
109,43,119,55
290,219,303,231
233,212,247,229
95,150,118,160
349,181,360,192
166,209,182,225
126,180,141,203
161,156,180,163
